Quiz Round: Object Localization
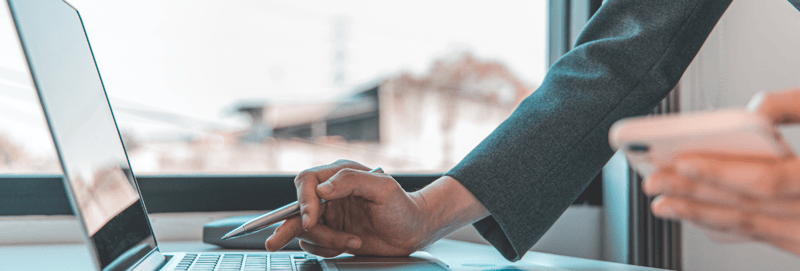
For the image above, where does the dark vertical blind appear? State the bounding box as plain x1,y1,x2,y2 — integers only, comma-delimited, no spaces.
629,86,683,270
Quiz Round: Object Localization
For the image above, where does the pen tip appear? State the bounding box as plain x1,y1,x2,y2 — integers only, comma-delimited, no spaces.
221,227,243,240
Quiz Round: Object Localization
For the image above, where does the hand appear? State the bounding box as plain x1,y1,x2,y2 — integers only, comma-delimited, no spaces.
643,89,800,256
264,160,432,257
265,160,490,258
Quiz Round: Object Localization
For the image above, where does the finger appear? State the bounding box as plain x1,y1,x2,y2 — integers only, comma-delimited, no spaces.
644,170,755,206
747,89,800,125
643,169,691,196
316,168,399,204
647,175,800,216
651,196,747,231
265,217,303,251
652,196,800,243
296,224,363,251
299,240,347,258
674,154,800,198
296,160,369,230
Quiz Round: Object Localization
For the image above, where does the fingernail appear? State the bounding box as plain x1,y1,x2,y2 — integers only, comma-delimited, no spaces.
318,183,333,194
265,237,275,251
651,196,677,219
302,214,310,229
346,239,361,249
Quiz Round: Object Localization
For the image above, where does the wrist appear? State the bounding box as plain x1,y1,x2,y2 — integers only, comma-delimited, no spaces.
411,175,490,249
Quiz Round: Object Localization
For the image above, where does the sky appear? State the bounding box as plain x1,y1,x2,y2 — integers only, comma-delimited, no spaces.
0,0,547,156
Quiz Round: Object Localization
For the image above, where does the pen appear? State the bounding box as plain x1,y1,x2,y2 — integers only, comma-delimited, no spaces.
221,167,384,240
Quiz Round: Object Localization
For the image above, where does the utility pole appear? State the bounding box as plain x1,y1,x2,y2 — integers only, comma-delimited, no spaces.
312,16,351,140
331,16,349,88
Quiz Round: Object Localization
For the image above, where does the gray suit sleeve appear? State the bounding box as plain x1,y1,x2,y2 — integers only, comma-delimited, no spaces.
445,0,733,262
790,0,800,11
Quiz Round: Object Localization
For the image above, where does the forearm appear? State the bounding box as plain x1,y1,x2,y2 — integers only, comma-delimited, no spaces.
411,175,489,249
445,0,733,261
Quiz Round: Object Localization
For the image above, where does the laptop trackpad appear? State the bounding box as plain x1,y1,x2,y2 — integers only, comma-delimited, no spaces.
335,262,447,270
327,254,449,271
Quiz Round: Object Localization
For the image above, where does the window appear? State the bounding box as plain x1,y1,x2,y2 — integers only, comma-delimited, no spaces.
31,0,545,175
1,0,554,213
0,6,58,175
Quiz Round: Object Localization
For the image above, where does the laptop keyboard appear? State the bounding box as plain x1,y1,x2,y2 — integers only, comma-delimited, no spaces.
173,253,322,271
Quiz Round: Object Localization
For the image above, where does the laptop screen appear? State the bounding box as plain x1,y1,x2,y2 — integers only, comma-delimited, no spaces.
8,0,157,269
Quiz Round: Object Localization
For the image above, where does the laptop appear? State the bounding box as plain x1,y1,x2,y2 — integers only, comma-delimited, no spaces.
6,0,451,270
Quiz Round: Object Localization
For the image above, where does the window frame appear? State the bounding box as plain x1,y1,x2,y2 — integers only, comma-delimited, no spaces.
0,173,601,216
1,0,606,217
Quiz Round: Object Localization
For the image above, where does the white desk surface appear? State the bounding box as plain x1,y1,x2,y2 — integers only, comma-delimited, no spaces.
0,239,668,271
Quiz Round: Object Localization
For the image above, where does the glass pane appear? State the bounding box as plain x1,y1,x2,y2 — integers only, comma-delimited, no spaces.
13,0,548,174
0,3,60,174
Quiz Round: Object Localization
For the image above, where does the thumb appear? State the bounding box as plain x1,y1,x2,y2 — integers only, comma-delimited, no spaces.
316,168,398,204
747,89,800,125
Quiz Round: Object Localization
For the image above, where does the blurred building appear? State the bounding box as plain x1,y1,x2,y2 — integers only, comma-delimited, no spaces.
379,52,533,170
270,88,380,143
0,133,59,174
124,52,536,174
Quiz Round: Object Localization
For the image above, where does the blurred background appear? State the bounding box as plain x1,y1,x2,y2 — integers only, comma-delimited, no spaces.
0,0,547,175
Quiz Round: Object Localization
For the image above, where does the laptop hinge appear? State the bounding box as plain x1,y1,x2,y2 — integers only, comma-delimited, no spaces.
126,250,167,271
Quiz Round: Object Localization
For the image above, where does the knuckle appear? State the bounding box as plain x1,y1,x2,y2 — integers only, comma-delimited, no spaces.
333,159,354,166
336,168,358,179
332,160,368,171
295,170,313,186
387,180,404,195
375,175,391,184
376,175,397,188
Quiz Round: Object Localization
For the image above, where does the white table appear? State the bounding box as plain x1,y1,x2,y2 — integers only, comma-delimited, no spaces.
0,240,668,271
